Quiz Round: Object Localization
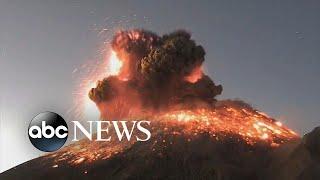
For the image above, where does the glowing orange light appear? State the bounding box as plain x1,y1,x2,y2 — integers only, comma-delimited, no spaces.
185,66,203,83
157,108,298,146
108,51,123,76
76,50,125,121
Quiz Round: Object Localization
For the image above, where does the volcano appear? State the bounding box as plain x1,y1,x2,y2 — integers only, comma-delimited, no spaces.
1,29,319,179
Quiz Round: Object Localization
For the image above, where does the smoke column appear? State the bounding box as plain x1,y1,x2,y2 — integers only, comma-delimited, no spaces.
89,29,222,119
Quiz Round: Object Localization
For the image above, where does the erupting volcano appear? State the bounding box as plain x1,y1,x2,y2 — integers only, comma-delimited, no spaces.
2,29,320,180
87,29,296,146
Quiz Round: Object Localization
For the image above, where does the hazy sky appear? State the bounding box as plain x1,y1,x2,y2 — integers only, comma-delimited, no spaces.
1,0,319,172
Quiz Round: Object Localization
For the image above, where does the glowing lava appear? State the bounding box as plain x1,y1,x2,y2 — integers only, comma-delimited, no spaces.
156,107,298,146
49,104,298,167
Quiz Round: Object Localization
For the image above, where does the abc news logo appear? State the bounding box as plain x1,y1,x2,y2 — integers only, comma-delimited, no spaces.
28,112,151,152
28,112,68,152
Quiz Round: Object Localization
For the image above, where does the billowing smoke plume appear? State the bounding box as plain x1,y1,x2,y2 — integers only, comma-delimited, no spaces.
89,29,222,119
